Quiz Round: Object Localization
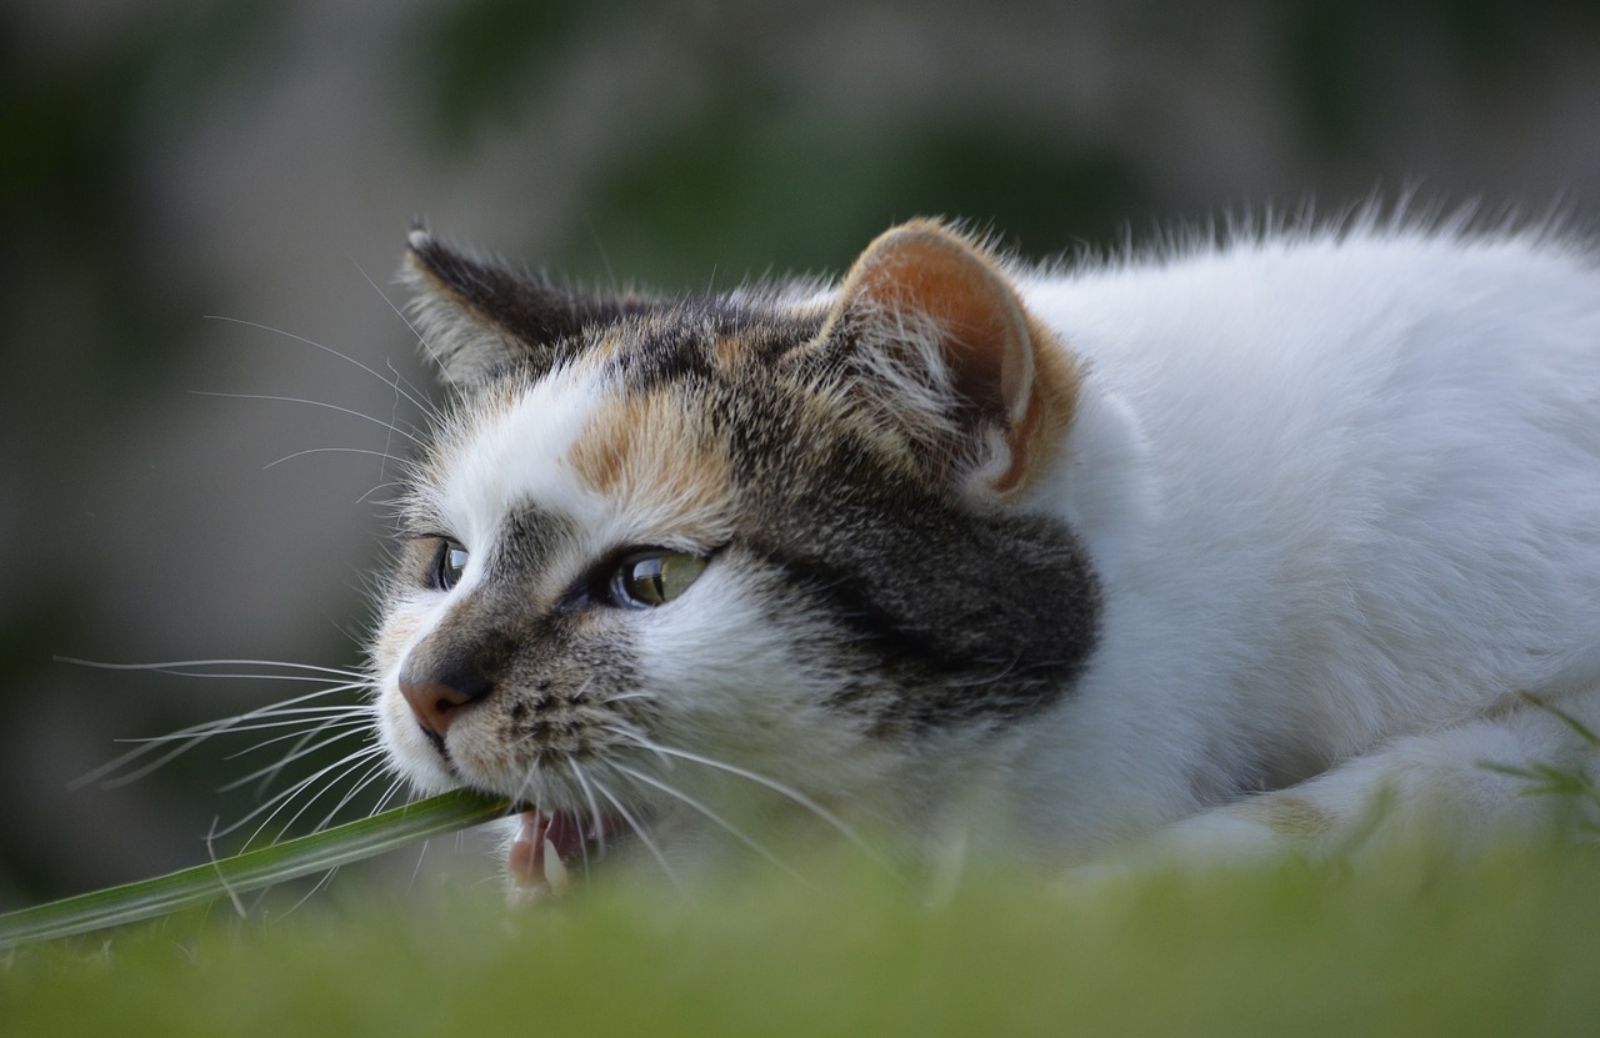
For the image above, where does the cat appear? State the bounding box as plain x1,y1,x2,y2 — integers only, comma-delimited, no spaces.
374,214,1600,892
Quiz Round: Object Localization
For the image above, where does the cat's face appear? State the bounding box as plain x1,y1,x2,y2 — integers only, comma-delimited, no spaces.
371,221,1100,883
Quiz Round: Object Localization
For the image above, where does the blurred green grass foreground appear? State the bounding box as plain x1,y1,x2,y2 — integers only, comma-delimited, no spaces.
5,842,1599,1036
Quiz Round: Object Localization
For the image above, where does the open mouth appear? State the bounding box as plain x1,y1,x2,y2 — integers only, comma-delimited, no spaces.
507,808,625,893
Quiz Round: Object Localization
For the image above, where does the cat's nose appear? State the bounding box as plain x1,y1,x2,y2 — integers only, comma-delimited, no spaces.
398,663,493,738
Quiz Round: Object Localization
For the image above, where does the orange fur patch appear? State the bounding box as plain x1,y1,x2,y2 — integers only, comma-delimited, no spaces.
995,314,1081,496
569,391,735,541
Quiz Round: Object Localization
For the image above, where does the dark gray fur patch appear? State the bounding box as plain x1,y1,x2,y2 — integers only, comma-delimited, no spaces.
408,234,655,383
489,504,578,578
737,441,1101,736
617,368,1102,738
601,300,827,393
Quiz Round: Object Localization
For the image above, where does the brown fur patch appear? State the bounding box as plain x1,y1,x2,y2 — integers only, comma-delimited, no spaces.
713,330,751,372
569,390,735,542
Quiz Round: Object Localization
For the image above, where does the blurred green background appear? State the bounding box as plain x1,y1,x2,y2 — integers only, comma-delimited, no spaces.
2,0,1598,905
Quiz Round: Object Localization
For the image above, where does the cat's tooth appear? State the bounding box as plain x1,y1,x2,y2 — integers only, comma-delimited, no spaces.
543,837,570,894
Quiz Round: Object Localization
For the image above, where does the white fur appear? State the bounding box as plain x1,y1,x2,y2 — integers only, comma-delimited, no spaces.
1002,226,1600,861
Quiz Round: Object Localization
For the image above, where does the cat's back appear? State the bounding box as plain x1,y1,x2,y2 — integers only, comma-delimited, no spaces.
1020,226,1600,742
1023,226,1598,449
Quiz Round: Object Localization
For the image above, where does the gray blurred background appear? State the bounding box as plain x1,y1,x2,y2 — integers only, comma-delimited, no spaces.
3,0,1598,905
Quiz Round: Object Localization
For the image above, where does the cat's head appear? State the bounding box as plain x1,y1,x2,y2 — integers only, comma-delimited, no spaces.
371,220,1101,883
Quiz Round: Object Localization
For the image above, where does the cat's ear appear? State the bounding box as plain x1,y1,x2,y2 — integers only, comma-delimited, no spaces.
400,228,638,386
804,220,1079,497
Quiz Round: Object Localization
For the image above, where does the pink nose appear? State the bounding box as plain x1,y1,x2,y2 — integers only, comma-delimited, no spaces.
398,669,492,737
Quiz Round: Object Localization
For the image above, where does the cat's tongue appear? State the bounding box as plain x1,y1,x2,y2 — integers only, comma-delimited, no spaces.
508,810,607,893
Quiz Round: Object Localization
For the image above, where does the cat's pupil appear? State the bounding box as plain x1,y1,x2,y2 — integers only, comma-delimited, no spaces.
613,551,707,608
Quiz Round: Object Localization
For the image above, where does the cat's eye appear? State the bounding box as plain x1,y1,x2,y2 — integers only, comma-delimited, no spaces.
610,550,708,608
430,540,469,591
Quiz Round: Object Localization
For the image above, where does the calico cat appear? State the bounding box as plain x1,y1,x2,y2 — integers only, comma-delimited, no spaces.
376,216,1600,891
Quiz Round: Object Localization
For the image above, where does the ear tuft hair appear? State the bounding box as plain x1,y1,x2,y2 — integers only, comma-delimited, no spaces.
801,219,1081,496
399,231,644,386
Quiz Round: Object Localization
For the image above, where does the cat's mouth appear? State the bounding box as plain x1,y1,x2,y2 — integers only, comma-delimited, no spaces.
507,807,625,893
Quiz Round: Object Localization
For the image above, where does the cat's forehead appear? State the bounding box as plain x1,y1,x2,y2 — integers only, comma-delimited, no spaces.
432,362,608,547
417,336,753,552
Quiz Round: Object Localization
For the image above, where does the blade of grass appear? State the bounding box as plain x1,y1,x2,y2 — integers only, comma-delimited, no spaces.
0,789,510,949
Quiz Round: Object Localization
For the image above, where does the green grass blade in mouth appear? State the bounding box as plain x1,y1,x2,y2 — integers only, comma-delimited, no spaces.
0,788,510,949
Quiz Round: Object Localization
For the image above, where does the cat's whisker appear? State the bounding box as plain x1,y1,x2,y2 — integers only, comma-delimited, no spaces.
264,446,417,472
103,692,369,748
115,709,369,746
190,390,429,450
203,313,441,423
228,744,386,848
212,747,375,843
216,725,372,792
283,865,343,919
222,714,375,760
312,756,396,833
591,775,682,891
372,776,409,818
510,757,546,820
356,481,408,506
601,691,658,705
567,758,609,858
101,672,367,688
385,359,437,427
612,762,809,886
607,732,891,873
263,747,389,845
250,718,346,798
57,656,369,681
244,714,377,802
601,722,673,771
76,685,370,790
345,259,450,420
268,745,390,844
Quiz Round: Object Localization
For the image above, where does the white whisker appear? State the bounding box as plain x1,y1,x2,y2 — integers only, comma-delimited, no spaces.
613,762,808,885
602,722,673,771
233,745,386,847
592,775,682,891
113,709,369,746
57,657,368,680
608,733,891,872
313,756,395,833
370,776,410,819
356,480,408,505
203,313,440,422
223,715,375,760
284,866,342,918
190,390,428,449
567,758,608,858
264,446,415,471
249,716,356,799
602,691,658,705
75,683,369,790
344,259,448,420
211,746,377,842
218,726,373,792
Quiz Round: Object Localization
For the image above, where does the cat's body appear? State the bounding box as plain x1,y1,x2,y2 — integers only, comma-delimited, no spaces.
375,216,1600,888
